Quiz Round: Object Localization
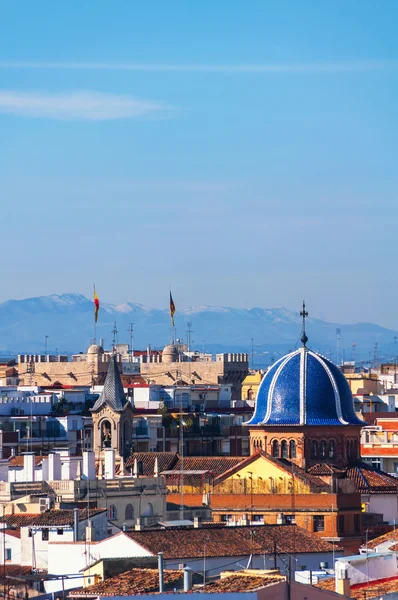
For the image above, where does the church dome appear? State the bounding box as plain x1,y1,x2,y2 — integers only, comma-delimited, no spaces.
162,344,179,364
87,344,104,355
247,347,364,427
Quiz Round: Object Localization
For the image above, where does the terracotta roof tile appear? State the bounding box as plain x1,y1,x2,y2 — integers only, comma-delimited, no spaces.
201,573,284,593
126,524,338,559
346,463,398,494
125,452,178,474
1,508,105,528
307,464,346,476
365,529,398,550
174,456,245,477
69,568,183,596
9,455,45,467
316,575,398,600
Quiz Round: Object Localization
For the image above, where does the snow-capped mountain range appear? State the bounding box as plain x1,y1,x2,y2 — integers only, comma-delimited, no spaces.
0,293,396,365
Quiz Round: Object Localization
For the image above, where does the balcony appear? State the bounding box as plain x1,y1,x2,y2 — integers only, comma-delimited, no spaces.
133,427,149,438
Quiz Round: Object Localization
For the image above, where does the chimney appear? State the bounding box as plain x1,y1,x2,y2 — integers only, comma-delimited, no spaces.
158,552,164,593
82,451,95,480
183,567,192,592
104,448,115,479
73,508,79,542
154,456,159,478
276,513,285,525
133,458,138,478
240,513,249,526
23,453,35,482
48,453,61,481
85,521,94,542
335,562,350,597
135,518,143,531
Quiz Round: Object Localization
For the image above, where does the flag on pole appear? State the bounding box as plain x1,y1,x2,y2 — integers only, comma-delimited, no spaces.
94,287,100,323
169,292,176,327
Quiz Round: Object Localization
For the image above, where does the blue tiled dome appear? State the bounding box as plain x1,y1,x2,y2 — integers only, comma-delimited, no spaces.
247,348,364,427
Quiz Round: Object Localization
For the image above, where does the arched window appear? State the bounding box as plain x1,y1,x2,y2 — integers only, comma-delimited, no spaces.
311,440,318,459
289,440,296,459
329,440,336,459
142,502,153,517
108,504,117,520
320,440,327,459
247,389,253,400
272,440,279,458
281,440,288,459
125,504,134,520
101,420,112,449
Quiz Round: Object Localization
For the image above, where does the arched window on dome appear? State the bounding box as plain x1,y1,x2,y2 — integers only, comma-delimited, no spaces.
281,440,288,459
311,440,318,459
320,440,327,459
329,440,336,459
289,440,296,459
272,440,279,458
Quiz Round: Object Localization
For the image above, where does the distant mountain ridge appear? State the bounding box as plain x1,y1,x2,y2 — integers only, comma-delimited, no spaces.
0,293,396,366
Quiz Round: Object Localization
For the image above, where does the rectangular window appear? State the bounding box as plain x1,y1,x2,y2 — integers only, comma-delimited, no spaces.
313,516,325,532
6,549,11,561
338,515,345,533
221,514,232,522
285,515,296,524
57,529,63,536
354,514,361,532
42,530,49,541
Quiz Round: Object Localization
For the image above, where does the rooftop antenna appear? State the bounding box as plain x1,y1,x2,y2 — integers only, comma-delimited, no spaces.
336,328,341,365
128,323,135,362
373,342,378,370
300,301,308,347
45,335,49,356
111,321,118,353
186,322,193,381
251,338,254,369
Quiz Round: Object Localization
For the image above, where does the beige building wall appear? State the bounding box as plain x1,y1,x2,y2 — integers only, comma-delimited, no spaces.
141,353,249,399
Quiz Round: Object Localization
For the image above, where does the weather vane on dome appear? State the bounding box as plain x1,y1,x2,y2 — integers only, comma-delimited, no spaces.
300,300,308,347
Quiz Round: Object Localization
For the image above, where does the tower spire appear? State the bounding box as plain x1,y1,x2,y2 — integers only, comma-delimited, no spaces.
300,301,308,347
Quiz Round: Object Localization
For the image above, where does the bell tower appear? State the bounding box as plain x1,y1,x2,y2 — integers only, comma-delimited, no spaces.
91,355,133,460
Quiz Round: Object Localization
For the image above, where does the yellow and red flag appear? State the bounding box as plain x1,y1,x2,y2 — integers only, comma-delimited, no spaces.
94,287,100,323
169,291,176,327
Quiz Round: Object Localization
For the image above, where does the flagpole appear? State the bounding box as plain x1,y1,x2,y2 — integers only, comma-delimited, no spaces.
93,283,97,344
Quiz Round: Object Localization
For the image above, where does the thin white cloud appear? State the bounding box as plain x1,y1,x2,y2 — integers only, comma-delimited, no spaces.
0,60,397,73
0,90,175,120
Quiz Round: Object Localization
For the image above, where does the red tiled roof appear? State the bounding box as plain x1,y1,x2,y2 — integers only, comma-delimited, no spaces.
1,508,105,528
9,455,45,467
317,575,398,600
3,565,33,580
174,456,245,477
202,573,284,593
69,568,183,596
365,529,398,550
126,524,339,559
346,464,398,494
4,529,21,539
125,452,178,474
307,464,346,476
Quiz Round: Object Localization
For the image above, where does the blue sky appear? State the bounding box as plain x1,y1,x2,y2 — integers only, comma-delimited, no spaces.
1,1,397,328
